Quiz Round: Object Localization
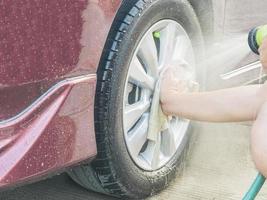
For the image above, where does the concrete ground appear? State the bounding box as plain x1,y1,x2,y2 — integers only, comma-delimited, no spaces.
1,123,267,200
150,123,267,200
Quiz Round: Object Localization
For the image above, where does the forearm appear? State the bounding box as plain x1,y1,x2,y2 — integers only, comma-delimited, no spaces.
162,84,267,122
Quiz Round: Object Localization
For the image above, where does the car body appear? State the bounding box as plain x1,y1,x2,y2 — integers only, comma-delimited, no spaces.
0,0,266,197
0,0,213,189
0,0,122,188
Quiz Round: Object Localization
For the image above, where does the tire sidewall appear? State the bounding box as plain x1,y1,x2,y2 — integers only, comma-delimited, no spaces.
98,0,203,197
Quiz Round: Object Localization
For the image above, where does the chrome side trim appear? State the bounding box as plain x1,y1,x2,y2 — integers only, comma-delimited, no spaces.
220,61,262,80
0,74,96,128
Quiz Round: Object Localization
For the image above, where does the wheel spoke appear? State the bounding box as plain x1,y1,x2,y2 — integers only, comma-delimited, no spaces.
172,35,191,62
141,134,161,169
129,56,155,90
161,128,177,156
124,101,150,131
127,114,149,157
138,32,158,76
159,23,177,66
150,136,161,169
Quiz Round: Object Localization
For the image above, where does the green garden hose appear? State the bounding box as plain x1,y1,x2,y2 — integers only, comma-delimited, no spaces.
243,173,266,200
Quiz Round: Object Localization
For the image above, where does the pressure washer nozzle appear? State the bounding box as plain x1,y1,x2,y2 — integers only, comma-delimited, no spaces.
248,25,267,55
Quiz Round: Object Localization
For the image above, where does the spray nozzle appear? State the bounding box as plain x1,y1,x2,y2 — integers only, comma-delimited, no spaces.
248,25,267,55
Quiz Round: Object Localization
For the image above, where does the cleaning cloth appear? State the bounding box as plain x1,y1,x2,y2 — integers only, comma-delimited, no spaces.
147,75,169,142
147,63,199,142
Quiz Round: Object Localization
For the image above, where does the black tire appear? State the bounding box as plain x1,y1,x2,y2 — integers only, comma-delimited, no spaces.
69,0,204,199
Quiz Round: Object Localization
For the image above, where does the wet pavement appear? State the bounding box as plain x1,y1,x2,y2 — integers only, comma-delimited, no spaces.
149,123,267,200
0,174,113,200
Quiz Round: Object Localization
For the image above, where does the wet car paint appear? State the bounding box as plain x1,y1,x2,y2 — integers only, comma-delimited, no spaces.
0,0,122,188
0,0,121,119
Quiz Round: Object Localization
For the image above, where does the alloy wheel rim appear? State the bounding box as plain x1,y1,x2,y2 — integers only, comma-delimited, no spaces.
123,20,196,171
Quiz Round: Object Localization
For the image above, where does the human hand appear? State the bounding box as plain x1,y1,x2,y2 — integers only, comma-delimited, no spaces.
160,61,199,105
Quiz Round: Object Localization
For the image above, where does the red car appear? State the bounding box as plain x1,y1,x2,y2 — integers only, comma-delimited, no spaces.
0,0,214,198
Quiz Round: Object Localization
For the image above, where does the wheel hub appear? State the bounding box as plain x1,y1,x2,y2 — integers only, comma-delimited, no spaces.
123,20,196,171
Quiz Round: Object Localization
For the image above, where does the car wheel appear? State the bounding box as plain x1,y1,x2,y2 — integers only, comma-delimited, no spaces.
69,0,204,198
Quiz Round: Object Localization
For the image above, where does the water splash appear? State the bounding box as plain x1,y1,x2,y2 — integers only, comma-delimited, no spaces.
205,34,251,69
202,33,261,89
